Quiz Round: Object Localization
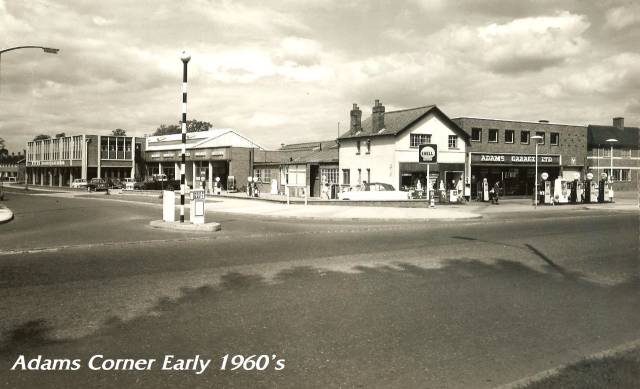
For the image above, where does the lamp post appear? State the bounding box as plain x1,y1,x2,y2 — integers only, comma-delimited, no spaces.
606,138,618,202
179,51,191,223
0,46,60,191
531,135,543,209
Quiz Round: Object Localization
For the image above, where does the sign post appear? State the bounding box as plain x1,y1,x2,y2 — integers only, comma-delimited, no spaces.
419,144,438,204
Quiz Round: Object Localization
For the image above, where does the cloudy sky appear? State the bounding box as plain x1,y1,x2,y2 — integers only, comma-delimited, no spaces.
1,0,639,152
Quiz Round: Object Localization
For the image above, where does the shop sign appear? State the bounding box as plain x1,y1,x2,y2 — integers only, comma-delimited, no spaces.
471,153,559,165
30,160,67,166
418,144,438,163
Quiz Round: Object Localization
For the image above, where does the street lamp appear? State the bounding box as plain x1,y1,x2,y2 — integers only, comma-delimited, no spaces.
606,138,618,202
0,46,60,191
179,51,191,223
531,135,543,209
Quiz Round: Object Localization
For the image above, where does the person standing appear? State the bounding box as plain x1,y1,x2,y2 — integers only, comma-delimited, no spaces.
492,181,500,204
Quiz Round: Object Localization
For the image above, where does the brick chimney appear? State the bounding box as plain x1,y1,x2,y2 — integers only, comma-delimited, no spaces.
613,117,624,130
372,99,385,133
350,103,362,134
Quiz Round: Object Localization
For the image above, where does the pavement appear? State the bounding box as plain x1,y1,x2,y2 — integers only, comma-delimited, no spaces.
7,183,638,221
0,192,638,389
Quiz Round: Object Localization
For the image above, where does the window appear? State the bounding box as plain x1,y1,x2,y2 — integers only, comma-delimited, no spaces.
366,139,371,154
621,169,630,181
520,131,530,144
366,168,370,183
356,140,361,154
448,135,458,149
505,130,515,144
262,168,271,182
535,132,545,145
357,168,362,184
254,169,261,181
321,168,339,184
488,129,499,143
410,134,431,148
550,132,559,146
342,169,350,185
471,128,482,142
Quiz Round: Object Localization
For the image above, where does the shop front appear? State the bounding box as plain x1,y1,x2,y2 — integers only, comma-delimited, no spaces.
469,152,560,197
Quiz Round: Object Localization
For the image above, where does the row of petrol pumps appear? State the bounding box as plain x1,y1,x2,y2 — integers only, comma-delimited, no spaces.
538,172,614,205
477,172,615,205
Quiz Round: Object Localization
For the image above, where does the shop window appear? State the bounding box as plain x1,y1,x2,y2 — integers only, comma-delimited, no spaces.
488,129,499,143
520,131,530,144
410,134,431,148
505,130,515,144
448,135,458,149
342,169,350,185
535,132,545,145
550,132,559,146
471,128,482,142
356,140,361,155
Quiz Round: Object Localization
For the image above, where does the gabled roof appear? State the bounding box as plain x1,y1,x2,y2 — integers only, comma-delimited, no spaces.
145,128,263,151
587,125,639,147
338,104,470,144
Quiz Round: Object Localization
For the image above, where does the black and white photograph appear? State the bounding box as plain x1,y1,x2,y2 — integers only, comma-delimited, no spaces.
1,0,639,388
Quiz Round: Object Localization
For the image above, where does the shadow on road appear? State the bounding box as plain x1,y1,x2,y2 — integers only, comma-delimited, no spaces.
1,256,638,388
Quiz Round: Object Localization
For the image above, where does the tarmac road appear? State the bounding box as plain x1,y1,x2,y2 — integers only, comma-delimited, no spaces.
0,191,638,388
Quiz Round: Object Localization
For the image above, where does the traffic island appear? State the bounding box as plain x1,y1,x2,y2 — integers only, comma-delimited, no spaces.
149,220,221,232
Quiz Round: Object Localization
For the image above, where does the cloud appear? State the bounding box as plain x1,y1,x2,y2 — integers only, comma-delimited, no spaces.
605,4,640,30
477,11,590,73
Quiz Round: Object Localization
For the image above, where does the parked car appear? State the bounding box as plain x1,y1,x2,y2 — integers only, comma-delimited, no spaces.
86,178,108,192
106,178,123,189
140,178,181,191
123,177,137,190
70,179,88,189
339,182,411,201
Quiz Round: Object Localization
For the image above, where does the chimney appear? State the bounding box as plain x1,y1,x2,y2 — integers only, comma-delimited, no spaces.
350,103,362,134
372,99,385,133
613,117,624,130
538,120,549,123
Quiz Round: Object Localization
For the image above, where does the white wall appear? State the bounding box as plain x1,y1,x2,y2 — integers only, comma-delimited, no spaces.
339,112,467,188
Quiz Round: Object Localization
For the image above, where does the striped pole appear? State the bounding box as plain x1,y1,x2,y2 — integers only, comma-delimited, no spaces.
180,51,191,223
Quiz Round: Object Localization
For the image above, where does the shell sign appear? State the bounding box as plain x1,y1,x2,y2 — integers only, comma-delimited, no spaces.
419,144,438,163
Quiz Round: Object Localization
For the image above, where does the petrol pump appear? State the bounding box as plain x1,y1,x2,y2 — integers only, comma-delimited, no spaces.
214,177,222,195
570,173,580,204
588,173,599,203
584,172,592,203
553,178,570,204
247,176,253,197
601,173,610,202
540,172,551,205
575,180,583,203
597,173,606,203
481,178,489,202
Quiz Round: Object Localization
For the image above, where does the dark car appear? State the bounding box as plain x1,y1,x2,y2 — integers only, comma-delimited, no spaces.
87,178,108,192
106,178,124,189
141,179,181,191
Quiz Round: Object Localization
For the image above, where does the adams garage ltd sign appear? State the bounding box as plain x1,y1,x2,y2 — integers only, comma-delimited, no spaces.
471,153,560,165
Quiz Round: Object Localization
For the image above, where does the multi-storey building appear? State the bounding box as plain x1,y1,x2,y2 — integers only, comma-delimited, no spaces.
26,135,144,187
587,117,639,191
453,117,587,197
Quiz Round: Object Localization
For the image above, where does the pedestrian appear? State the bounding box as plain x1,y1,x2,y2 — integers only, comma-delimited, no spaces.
492,181,500,204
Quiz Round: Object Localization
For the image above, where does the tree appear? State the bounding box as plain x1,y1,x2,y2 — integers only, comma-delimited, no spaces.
0,137,5,150
152,119,211,136
55,132,66,138
33,134,51,141
112,128,127,136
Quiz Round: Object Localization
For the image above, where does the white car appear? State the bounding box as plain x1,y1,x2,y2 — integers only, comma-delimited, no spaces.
339,182,411,201
70,179,88,189
123,177,137,190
